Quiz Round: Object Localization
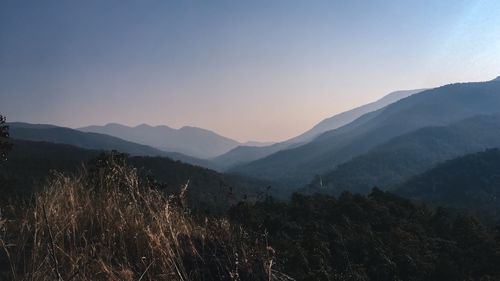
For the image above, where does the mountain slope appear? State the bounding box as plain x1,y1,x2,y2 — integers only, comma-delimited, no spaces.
233,79,500,187
311,114,500,194
79,123,240,159
212,142,299,170
395,148,500,219
8,123,217,169
0,140,251,210
288,89,425,144
242,141,275,147
214,89,423,169
0,139,100,195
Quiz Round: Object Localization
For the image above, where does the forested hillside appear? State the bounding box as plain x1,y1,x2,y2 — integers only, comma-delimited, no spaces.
0,140,260,211
233,80,500,187
214,89,422,170
9,123,218,169
229,190,500,281
310,114,500,194
396,148,500,221
4,118,500,280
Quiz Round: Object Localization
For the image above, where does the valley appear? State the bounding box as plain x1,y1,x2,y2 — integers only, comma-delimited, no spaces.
2,2,500,279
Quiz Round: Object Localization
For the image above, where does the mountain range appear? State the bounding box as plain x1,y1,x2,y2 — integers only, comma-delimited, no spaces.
8,123,218,169
7,77,500,199
213,89,424,169
79,123,241,159
0,139,258,211
311,114,500,194
77,89,421,165
230,78,500,187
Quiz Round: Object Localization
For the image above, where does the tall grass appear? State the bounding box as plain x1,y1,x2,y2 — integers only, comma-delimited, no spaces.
0,157,279,280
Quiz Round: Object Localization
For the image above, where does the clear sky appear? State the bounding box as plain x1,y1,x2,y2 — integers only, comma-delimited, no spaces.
1,0,499,142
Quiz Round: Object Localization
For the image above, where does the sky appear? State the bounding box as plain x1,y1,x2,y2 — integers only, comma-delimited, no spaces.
1,0,500,142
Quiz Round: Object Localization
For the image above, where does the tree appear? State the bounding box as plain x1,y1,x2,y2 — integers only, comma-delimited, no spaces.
0,114,12,161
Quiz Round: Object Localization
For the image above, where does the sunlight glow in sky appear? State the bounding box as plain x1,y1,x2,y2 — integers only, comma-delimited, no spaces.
1,0,500,142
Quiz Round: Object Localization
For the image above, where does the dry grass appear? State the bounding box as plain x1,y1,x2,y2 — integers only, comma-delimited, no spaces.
0,158,277,281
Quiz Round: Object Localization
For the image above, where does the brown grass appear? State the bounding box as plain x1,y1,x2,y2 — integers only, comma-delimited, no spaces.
0,159,279,281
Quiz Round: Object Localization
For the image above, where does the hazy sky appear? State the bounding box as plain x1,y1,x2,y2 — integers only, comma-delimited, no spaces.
1,0,499,142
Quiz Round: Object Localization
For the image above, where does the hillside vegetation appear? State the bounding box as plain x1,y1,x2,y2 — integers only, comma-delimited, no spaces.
311,114,500,194
9,123,218,169
0,157,275,281
229,190,500,281
396,148,500,219
4,156,500,280
0,140,267,211
4,116,500,280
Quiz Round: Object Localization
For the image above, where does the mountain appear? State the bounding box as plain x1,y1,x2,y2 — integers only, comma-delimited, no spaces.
5,123,58,129
213,89,423,169
0,139,254,211
5,141,500,280
395,148,500,220
212,142,299,170
0,139,100,195
309,114,500,194
287,89,425,144
242,140,275,147
8,123,217,169
232,79,500,187
79,123,240,159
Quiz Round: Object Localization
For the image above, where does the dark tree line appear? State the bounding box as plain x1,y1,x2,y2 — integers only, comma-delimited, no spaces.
0,115,12,161
228,189,500,281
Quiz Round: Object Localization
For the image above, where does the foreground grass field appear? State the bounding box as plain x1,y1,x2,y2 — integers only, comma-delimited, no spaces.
0,156,278,281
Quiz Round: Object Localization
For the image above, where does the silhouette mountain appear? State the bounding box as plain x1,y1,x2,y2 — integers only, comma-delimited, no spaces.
288,89,426,144
310,114,500,194
214,89,423,169
0,139,248,210
232,79,500,187
79,123,240,159
8,123,218,169
395,148,500,220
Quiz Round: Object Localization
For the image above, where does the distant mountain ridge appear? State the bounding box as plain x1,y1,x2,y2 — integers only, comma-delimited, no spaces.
286,89,426,144
8,122,218,169
311,114,500,194
232,79,500,187
79,123,240,159
213,89,424,169
242,141,275,147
